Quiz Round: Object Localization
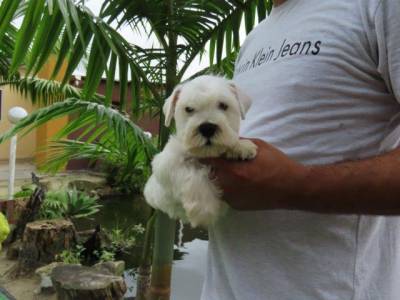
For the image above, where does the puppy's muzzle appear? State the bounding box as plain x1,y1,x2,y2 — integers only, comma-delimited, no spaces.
198,122,218,138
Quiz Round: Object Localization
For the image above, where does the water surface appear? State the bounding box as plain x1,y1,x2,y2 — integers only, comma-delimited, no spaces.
75,196,208,300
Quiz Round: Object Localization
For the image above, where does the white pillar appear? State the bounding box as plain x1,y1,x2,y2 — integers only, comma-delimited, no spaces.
7,107,28,201
8,133,17,200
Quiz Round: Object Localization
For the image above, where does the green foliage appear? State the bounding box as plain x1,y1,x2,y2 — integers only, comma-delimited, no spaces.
0,100,157,175
57,245,116,265
105,223,146,253
98,249,116,263
39,189,102,220
13,187,34,199
1,0,272,110
0,77,104,106
104,162,151,194
57,245,84,264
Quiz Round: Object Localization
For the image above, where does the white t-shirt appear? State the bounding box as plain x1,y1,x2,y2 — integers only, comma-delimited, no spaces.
201,0,400,299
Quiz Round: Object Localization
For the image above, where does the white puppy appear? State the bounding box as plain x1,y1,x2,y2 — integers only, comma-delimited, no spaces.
144,75,257,227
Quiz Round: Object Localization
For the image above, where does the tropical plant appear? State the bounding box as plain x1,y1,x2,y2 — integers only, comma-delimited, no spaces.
13,186,34,199
105,223,146,253
57,245,85,264
0,0,273,299
39,188,102,220
98,248,115,262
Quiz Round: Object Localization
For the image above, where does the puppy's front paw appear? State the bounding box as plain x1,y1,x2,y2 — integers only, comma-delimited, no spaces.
226,140,258,160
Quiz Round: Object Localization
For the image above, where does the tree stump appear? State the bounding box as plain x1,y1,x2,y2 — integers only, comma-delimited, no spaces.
51,264,127,300
6,187,45,245
16,219,77,276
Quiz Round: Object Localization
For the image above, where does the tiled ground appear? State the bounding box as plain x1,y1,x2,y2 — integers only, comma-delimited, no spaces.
0,161,36,198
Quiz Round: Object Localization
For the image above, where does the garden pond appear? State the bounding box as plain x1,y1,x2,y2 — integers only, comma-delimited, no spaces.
75,195,208,300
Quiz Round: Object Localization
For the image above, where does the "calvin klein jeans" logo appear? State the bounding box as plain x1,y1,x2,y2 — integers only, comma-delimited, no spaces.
236,39,322,74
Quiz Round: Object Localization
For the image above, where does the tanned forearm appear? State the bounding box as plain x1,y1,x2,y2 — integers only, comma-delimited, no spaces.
203,139,400,214
292,148,400,214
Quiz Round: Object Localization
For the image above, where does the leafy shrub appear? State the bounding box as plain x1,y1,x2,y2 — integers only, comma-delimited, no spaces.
58,246,116,265
13,187,34,198
39,188,102,220
105,223,145,253
57,245,84,264
98,249,115,262
104,162,150,194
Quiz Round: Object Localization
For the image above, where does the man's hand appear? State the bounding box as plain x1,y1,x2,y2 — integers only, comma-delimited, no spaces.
201,138,400,214
200,139,307,210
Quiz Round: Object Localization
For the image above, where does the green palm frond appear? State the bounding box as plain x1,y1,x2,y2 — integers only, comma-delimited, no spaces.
0,77,104,105
100,0,272,81
43,138,151,193
43,139,113,172
0,22,17,77
5,0,271,109
0,99,157,161
3,0,163,109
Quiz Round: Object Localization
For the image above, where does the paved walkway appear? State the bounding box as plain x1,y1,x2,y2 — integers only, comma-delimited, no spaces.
0,161,36,198
0,161,36,182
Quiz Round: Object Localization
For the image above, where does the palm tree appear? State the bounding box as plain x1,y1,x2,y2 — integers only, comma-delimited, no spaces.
0,1,272,299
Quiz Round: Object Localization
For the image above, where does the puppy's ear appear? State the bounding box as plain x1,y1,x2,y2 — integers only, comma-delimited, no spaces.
163,87,181,127
229,83,252,120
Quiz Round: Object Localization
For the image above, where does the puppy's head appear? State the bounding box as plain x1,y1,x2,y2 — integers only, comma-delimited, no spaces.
163,75,251,157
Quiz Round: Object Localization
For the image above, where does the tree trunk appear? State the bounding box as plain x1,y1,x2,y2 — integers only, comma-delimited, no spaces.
148,211,176,300
6,187,45,245
136,264,151,300
136,212,155,300
51,264,126,300
14,219,77,276
148,0,178,298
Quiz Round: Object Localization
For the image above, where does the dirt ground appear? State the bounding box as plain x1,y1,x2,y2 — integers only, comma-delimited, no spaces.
0,251,56,300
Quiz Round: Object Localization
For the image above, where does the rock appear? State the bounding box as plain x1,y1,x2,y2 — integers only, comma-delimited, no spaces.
35,262,80,294
51,264,127,300
36,262,68,278
94,261,125,276
15,219,77,276
38,274,54,294
68,180,106,193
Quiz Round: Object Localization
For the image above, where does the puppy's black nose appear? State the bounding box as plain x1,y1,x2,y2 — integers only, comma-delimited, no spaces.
198,122,218,138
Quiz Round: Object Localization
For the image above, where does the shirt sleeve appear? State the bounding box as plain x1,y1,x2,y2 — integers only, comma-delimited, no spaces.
374,0,400,103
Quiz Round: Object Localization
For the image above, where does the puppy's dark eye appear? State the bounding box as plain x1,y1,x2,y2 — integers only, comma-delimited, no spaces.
218,102,228,111
185,107,195,113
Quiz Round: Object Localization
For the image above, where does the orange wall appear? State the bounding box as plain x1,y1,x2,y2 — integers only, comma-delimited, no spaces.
35,57,68,166
0,86,37,161
0,57,69,165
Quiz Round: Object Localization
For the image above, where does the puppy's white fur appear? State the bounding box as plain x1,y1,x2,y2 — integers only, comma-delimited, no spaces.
144,75,257,227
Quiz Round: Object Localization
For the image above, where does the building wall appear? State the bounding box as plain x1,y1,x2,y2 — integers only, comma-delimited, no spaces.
0,57,68,165
0,86,37,162
34,58,69,166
